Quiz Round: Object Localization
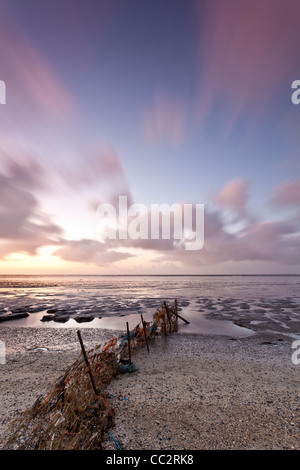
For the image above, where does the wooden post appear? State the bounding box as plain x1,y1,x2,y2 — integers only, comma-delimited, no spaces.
141,315,150,353
174,299,178,332
172,310,190,324
126,322,132,365
77,330,98,396
164,301,172,333
162,311,168,336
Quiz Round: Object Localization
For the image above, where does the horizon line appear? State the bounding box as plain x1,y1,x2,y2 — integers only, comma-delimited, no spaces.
0,273,299,277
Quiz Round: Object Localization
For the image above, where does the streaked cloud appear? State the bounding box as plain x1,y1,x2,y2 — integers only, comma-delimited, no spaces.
0,158,62,258
87,178,300,269
143,90,187,147
0,1,299,273
156,209,300,269
0,133,136,267
214,178,250,216
0,145,299,270
53,239,133,266
0,4,76,122
194,0,300,138
270,179,300,207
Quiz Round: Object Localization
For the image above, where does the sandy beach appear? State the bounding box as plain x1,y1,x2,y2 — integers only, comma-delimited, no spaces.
0,324,299,450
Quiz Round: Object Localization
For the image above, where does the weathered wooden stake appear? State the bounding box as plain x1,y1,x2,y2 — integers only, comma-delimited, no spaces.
162,311,168,336
126,322,132,364
173,311,190,324
174,299,179,331
141,314,150,353
164,301,172,333
172,300,190,325
77,330,98,396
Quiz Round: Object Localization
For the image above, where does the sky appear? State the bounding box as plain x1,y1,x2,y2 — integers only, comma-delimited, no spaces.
0,0,300,275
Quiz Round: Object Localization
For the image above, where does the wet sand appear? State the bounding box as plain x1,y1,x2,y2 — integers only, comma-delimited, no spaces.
0,325,299,450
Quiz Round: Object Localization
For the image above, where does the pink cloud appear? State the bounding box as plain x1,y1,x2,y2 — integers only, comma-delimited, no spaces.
53,141,133,208
144,90,187,147
157,213,300,269
194,0,300,137
234,221,297,263
103,180,300,270
1,147,299,271
0,138,133,263
0,5,76,122
0,158,62,258
53,239,133,267
270,179,300,206
214,178,250,215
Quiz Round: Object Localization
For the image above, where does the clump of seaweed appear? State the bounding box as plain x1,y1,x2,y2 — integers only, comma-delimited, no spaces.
3,300,186,450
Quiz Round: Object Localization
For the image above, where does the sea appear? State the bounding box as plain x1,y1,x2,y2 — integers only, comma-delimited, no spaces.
0,275,299,338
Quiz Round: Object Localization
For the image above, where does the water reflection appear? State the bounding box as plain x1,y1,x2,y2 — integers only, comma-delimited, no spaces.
0,304,254,337
1,274,298,338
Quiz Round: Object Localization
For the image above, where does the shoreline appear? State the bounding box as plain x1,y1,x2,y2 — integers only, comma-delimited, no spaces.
0,325,299,450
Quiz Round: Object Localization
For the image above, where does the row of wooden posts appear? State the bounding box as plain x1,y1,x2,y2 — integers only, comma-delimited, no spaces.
77,300,190,397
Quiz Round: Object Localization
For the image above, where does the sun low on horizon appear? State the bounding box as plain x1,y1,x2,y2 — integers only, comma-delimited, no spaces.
0,0,300,276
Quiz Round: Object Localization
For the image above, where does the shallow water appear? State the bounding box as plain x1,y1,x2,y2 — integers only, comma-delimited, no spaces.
0,275,299,337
